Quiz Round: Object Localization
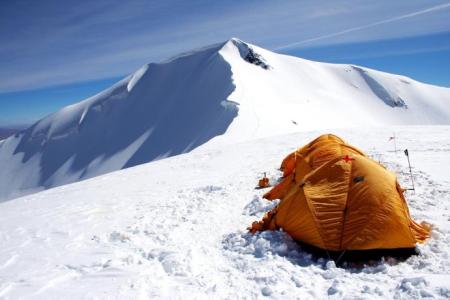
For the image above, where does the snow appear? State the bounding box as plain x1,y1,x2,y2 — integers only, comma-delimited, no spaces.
1,38,450,202
127,64,149,92
1,126,449,299
1,38,449,297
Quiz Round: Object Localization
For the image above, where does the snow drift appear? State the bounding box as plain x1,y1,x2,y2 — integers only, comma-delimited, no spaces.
1,38,450,201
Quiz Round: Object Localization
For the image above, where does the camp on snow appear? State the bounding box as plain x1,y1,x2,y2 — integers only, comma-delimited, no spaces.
249,134,431,261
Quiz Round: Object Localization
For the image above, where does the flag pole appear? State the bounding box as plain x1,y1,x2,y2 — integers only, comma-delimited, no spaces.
388,133,397,153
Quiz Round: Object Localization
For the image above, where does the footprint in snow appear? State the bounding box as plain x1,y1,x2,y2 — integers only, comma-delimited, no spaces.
242,195,278,216
109,231,130,243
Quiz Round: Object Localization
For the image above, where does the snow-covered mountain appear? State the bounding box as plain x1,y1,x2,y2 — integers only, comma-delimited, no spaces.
1,38,449,201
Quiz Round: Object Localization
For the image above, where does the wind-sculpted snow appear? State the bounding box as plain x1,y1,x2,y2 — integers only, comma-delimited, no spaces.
1,38,450,201
0,42,237,201
353,66,407,108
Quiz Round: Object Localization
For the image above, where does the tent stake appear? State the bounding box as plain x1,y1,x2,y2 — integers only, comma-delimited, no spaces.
336,250,346,265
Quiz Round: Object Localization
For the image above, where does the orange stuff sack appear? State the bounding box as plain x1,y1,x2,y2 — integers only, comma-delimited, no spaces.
258,177,269,188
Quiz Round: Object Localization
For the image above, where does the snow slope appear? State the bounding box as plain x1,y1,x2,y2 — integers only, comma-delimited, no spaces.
1,38,450,201
0,127,449,299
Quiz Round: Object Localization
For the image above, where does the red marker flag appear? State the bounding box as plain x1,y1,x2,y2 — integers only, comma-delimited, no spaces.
343,155,355,163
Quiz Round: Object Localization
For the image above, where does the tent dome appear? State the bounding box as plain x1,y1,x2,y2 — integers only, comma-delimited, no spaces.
250,134,430,251
264,134,365,201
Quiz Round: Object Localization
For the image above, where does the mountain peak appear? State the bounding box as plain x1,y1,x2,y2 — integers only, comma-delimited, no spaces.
225,38,271,70
227,37,247,45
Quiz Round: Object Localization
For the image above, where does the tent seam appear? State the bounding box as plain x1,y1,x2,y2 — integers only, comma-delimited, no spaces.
339,157,353,250
344,160,392,248
304,190,329,250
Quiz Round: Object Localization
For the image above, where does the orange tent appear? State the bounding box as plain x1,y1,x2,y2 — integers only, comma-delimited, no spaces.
250,135,430,252
279,134,347,178
264,134,365,201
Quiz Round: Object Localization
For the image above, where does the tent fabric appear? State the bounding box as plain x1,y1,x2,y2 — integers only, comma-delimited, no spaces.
264,134,365,201
280,134,345,177
250,134,430,251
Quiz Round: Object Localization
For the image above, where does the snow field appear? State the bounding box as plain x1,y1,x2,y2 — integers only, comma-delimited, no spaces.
0,126,449,299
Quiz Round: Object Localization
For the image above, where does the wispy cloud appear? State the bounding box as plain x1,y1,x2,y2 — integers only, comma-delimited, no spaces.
285,32,450,63
1,0,449,92
276,2,450,50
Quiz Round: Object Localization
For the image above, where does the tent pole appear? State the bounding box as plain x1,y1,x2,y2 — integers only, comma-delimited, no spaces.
325,250,331,261
404,149,415,192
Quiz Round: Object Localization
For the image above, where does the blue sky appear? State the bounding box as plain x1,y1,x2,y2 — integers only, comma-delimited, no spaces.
1,0,449,126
